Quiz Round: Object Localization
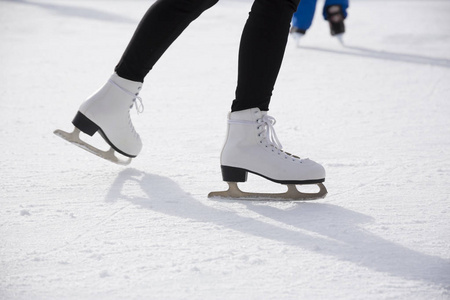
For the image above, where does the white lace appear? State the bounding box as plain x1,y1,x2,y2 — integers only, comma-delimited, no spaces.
108,79,144,114
228,114,283,149
258,114,282,149
228,114,301,161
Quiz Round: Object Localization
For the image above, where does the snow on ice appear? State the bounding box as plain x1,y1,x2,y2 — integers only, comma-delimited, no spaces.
1,0,449,299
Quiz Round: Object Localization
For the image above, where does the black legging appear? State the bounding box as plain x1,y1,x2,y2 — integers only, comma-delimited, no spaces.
115,0,299,112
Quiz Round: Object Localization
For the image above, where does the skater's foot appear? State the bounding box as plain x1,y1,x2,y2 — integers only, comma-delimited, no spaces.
210,108,326,200
74,73,144,157
220,108,325,184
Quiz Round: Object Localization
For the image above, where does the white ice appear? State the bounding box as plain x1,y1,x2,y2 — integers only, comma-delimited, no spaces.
1,0,450,299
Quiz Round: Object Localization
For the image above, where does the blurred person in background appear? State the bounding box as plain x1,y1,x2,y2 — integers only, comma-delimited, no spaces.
290,0,349,44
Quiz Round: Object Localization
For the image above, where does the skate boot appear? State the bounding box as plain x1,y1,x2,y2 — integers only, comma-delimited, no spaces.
289,26,306,39
208,108,327,200
54,73,143,165
326,5,345,38
290,26,306,46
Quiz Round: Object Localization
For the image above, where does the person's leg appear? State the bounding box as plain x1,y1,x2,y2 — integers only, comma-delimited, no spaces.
115,0,219,83
219,0,326,193
322,0,348,36
291,0,318,33
231,0,300,112
72,0,218,158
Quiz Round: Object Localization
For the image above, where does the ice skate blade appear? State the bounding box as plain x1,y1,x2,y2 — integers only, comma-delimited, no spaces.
53,127,132,166
208,182,327,201
335,34,344,45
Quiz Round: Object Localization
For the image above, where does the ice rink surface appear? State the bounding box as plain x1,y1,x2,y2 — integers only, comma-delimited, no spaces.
1,0,450,299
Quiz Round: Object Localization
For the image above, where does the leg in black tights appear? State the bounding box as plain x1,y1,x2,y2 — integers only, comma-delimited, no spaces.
114,0,300,112
115,0,219,82
232,0,299,112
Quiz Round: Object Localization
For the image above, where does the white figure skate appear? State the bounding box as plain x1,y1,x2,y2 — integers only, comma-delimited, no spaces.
54,73,143,165
208,108,327,201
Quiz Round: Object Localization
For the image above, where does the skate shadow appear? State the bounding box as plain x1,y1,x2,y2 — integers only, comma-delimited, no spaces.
299,44,450,68
241,201,450,288
106,168,450,289
3,0,137,23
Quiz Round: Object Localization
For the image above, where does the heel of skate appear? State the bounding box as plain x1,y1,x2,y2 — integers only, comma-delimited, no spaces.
72,111,100,136
53,127,132,166
208,182,327,201
221,166,248,182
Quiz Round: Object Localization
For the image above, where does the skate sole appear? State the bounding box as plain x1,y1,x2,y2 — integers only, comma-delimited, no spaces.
208,165,327,201
53,127,132,166
72,111,137,158
208,182,327,201
221,165,325,185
